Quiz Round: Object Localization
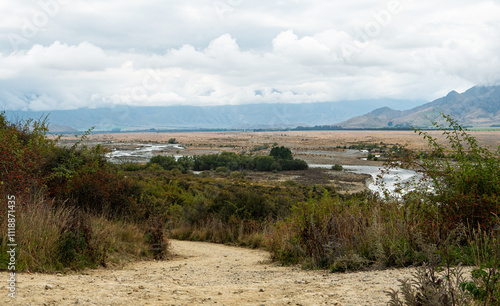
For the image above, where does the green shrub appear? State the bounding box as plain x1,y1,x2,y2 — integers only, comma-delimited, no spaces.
384,115,500,305
216,166,230,173
266,192,374,269
190,147,307,172
280,159,308,170
270,146,293,160
121,162,146,171
147,155,178,170
386,114,500,236
0,112,50,202
460,227,500,304
331,164,343,171
253,156,275,171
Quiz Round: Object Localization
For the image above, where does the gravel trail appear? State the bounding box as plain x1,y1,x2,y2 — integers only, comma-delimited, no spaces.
2,240,415,305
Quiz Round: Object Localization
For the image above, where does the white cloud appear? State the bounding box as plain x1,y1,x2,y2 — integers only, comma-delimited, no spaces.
0,0,499,111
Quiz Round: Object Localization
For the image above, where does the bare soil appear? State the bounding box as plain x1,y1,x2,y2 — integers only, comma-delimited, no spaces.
3,240,416,305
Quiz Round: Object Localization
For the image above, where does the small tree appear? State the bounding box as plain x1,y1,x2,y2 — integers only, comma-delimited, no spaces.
270,146,293,160
331,164,343,171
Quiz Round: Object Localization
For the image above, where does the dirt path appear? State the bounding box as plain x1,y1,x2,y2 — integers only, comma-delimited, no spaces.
3,240,416,305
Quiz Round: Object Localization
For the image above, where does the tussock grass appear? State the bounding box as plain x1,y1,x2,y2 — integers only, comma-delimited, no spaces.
0,195,156,272
89,216,151,266
5,196,70,272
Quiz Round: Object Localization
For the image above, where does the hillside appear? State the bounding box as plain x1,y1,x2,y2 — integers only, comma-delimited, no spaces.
337,85,500,129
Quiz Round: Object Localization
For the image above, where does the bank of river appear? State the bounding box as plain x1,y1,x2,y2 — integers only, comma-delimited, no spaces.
85,141,420,194
309,164,421,194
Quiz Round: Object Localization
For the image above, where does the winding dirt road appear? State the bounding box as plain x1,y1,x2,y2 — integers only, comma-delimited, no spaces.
3,240,415,305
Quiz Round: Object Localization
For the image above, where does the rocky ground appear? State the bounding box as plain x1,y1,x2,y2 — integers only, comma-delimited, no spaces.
2,240,417,305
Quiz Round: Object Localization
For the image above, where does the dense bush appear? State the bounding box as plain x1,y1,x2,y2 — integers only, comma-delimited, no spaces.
150,148,309,172
42,136,140,218
270,146,293,160
386,114,500,236
266,192,437,270
147,155,182,171
0,112,51,202
125,168,328,247
0,113,161,271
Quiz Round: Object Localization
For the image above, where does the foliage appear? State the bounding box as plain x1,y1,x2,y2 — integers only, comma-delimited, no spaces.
270,146,293,160
460,226,500,305
266,192,376,269
126,168,328,247
0,113,162,272
0,112,52,202
188,149,307,172
147,155,183,171
43,141,139,218
56,210,97,269
387,264,472,306
385,114,500,236
331,164,343,171
267,114,500,278
383,114,500,305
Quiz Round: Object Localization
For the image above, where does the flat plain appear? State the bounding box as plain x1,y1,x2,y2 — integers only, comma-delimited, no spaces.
61,130,500,160
59,130,500,194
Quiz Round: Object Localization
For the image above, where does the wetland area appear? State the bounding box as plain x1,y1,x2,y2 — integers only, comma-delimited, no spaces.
58,130,500,195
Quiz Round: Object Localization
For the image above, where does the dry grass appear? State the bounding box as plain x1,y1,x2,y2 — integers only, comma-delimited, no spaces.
170,216,269,249
1,195,157,272
59,130,500,152
89,216,152,266
11,196,71,272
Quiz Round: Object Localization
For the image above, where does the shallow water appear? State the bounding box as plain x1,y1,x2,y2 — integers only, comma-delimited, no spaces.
105,143,185,162
103,142,421,195
309,164,421,194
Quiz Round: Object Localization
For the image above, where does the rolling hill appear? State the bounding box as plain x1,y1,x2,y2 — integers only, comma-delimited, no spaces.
336,85,500,129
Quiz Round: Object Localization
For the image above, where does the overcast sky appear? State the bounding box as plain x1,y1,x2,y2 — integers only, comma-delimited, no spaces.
1,0,499,111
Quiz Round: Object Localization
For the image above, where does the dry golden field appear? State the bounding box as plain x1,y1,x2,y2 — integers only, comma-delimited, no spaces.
60,129,500,159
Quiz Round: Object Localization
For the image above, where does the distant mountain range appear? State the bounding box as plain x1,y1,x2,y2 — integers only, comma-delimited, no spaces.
3,99,424,132
5,85,498,132
337,85,500,129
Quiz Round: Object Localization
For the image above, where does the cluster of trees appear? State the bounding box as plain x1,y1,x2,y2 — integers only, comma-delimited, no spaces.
146,146,308,172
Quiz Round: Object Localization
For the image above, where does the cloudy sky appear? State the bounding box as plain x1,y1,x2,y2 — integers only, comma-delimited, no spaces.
1,0,499,111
